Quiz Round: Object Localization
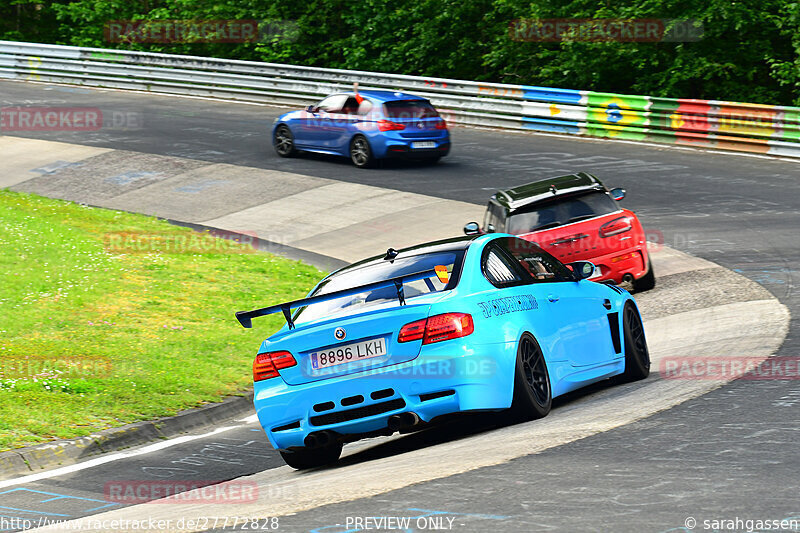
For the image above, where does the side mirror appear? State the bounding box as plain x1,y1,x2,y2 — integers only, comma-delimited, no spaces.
463,221,480,235
610,187,626,201
568,261,597,281
306,105,318,113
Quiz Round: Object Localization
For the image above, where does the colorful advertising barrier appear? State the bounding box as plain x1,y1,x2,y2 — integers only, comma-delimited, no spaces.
1,40,798,158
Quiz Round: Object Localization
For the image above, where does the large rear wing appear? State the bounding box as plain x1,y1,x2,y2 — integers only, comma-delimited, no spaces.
235,268,437,329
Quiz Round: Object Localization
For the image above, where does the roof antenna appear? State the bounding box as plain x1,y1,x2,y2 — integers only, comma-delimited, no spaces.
384,248,399,262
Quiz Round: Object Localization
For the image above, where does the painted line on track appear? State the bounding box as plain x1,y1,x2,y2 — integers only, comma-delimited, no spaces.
0,427,242,490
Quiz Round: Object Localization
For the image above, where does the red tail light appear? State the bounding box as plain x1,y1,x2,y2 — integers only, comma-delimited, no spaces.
398,318,426,343
599,216,632,238
435,120,448,130
253,351,296,382
377,120,406,131
398,313,474,345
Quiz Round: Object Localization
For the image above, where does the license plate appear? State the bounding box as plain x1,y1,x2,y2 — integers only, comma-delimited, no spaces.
310,337,388,370
411,141,436,149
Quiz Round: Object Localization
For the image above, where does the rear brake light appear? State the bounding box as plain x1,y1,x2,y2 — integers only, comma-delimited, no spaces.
253,351,296,382
377,120,406,131
424,313,474,344
397,318,428,342
398,313,474,345
611,252,638,263
398,318,426,343
599,216,632,237
435,120,448,130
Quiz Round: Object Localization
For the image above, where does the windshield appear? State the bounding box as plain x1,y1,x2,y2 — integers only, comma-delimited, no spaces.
506,191,620,234
294,251,463,323
383,100,440,119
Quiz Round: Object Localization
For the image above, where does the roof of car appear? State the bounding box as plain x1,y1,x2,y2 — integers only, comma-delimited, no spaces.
493,172,607,211
340,90,427,102
329,235,479,278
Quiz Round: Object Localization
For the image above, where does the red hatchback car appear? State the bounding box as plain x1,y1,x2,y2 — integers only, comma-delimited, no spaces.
465,172,655,291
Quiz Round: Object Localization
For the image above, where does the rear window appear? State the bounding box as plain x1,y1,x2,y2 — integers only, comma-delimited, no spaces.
506,191,619,234
383,100,440,119
295,251,463,323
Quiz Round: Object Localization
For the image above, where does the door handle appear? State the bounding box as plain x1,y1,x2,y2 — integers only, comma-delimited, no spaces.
603,299,612,310
548,295,559,302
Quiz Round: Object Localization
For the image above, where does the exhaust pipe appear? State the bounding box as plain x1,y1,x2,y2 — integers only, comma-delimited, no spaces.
316,431,331,447
387,412,420,432
387,414,403,431
622,273,634,283
401,412,420,427
304,430,336,449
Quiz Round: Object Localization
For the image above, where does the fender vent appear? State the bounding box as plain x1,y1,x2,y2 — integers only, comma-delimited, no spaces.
607,312,622,353
273,421,301,432
370,388,395,400
310,398,406,427
419,389,456,402
313,401,335,412
341,394,364,406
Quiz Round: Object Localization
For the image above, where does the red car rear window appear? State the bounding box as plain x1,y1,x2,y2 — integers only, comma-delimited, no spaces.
507,191,620,234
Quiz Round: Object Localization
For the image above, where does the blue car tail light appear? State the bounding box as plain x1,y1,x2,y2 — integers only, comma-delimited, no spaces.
398,313,474,345
253,350,297,382
377,119,406,131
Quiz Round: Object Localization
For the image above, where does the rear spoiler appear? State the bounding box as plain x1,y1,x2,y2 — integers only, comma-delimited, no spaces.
235,268,437,329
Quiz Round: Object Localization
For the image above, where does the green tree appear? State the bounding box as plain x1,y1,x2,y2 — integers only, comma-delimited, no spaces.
1,0,797,105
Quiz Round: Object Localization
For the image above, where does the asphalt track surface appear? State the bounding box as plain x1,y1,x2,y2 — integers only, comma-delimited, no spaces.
1,81,799,532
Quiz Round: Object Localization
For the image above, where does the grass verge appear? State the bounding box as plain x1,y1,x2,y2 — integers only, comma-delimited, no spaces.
0,190,323,451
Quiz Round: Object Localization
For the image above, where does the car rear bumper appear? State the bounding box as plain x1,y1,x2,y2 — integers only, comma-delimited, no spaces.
590,245,650,284
371,130,451,159
254,343,513,450
383,141,451,159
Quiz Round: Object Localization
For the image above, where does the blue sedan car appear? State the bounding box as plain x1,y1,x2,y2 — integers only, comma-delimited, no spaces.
236,234,649,469
271,90,451,167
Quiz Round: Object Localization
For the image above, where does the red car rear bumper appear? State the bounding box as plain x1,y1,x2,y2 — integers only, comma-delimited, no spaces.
587,245,650,284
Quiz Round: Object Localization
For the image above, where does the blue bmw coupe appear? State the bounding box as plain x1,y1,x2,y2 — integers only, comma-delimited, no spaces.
271,90,451,167
236,234,650,469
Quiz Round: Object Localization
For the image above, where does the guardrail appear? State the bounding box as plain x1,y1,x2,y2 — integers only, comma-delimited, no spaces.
2,40,799,158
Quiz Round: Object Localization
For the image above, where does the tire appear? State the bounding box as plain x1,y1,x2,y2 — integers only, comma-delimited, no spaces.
510,333,552,420
273,124,297,157
350,135,374,168
279,441,342,470
620,301,650,382
631,259,656,292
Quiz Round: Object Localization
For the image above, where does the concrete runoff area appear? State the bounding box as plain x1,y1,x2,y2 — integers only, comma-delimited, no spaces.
4,137,483,260
0,136,111,189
